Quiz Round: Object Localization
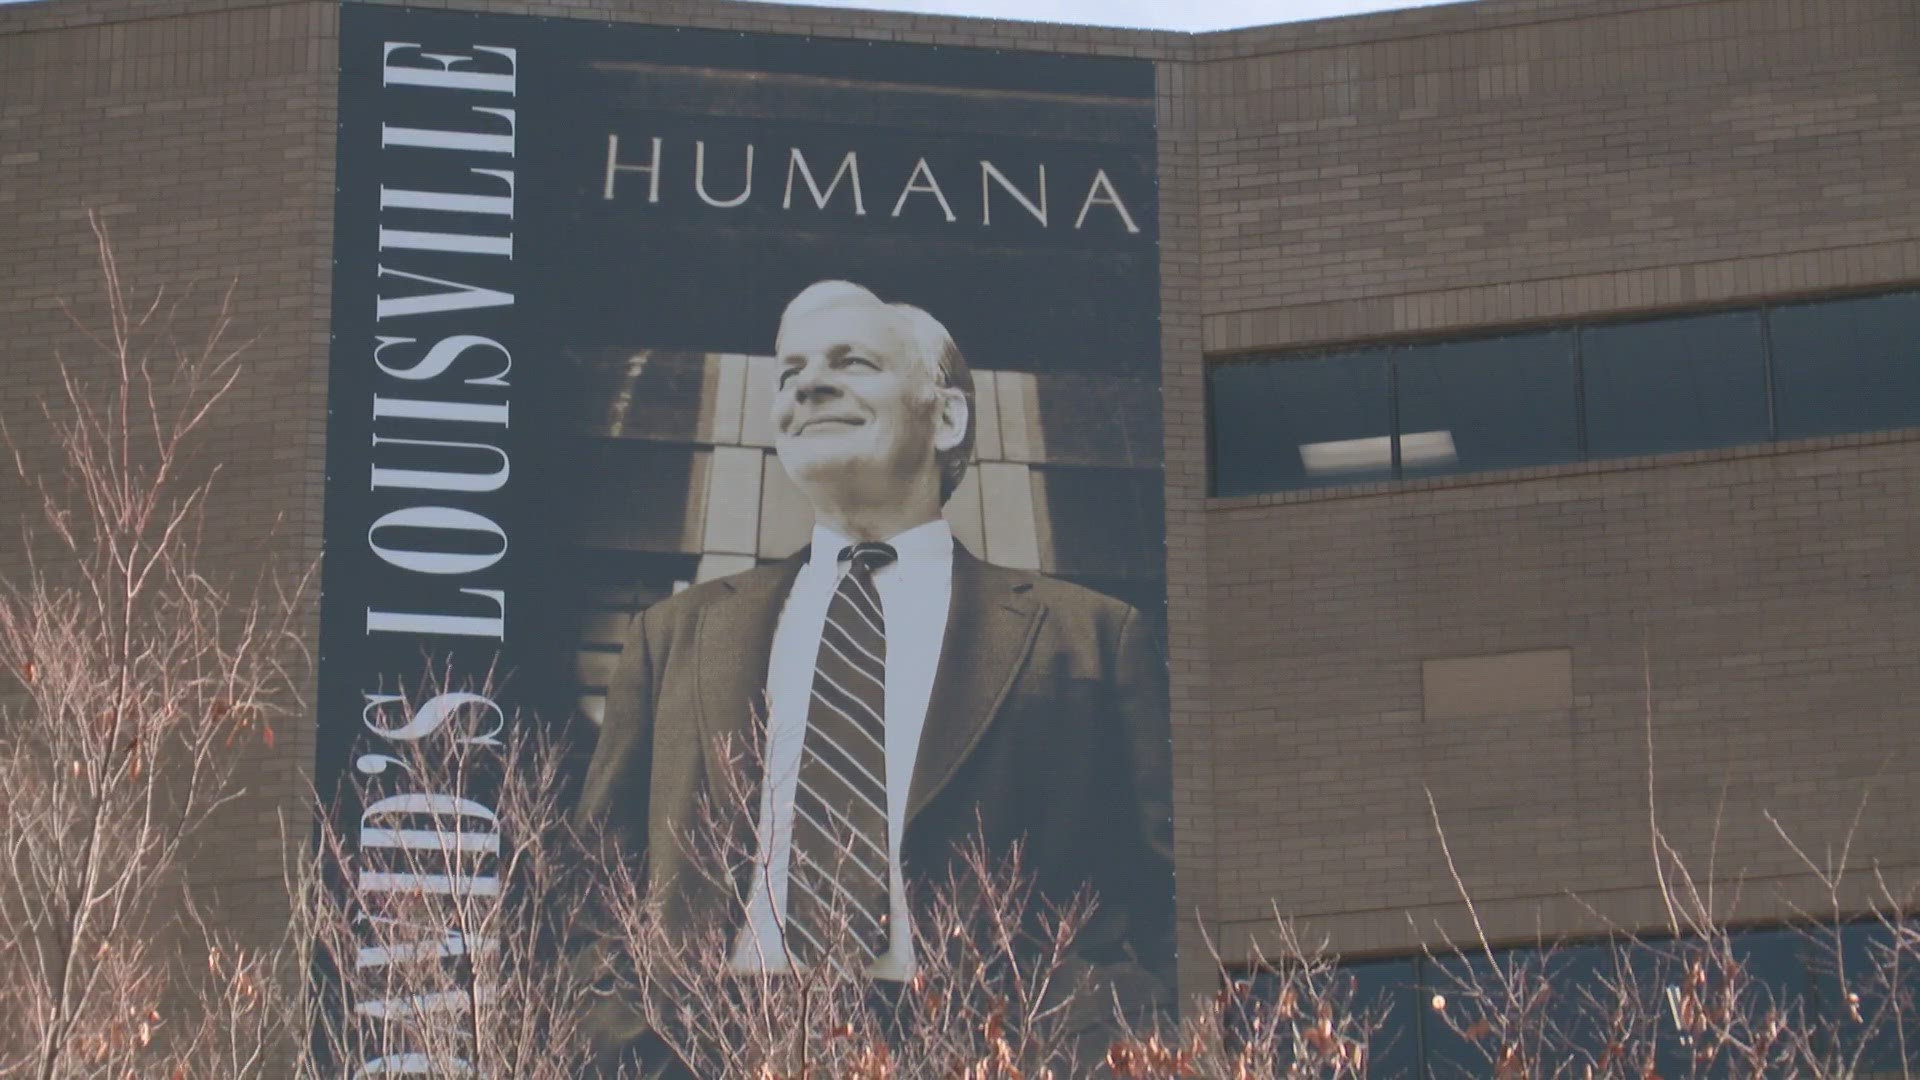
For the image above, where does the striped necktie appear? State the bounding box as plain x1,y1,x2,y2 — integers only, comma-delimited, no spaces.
786,541,896,967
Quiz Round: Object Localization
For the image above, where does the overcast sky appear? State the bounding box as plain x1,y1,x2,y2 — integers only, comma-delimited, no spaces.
744,0,1473,32
0,0,1478,28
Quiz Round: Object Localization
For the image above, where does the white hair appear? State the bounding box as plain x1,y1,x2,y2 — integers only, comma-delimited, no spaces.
778,280,976,502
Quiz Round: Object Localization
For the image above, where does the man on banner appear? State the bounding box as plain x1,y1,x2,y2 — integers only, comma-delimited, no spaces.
574,279,1173,1066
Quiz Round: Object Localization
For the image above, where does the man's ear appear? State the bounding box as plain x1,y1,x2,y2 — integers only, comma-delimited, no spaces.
932,386,969,453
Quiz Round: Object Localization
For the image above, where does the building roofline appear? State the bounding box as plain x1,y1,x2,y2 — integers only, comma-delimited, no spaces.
0,0,1767,64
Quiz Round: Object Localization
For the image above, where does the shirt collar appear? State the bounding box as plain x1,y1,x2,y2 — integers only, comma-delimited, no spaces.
806,519,953,574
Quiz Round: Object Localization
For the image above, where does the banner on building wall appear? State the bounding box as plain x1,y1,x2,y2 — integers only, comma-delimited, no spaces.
322,1,1169,1064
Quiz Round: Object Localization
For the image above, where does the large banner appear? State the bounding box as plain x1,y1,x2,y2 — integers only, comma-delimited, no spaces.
321,0,1170,1064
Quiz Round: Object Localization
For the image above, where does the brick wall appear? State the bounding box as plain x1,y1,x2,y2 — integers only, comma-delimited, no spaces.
1199,0,1920,956
1196,0,1920,352
3,0,1916,995
1210,430,1920,953
0,0,340,943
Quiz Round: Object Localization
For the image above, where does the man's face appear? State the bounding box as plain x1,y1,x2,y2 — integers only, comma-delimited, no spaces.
772,298,942,505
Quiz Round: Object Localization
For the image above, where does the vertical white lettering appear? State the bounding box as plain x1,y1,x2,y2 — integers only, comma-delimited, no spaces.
367,506,507,575
361,792,499,831
358,873,501,897
381,168,516,217
383,107,517,156
357,34,519,1080
355,990,493,1020
362,690,506,745
367,588,505,639
373,396,509,426
371,436,509,494
378,228,512,258
361,1051,470,1074
356,921,492,969
373,335,512,386
376,266,514,321
381,43,517,95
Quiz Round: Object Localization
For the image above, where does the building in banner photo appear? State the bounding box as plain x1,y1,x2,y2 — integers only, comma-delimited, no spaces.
320,5,1171,1069
2,0,1919,1075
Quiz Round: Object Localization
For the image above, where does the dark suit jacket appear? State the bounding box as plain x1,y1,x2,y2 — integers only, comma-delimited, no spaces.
572,542,1174,1062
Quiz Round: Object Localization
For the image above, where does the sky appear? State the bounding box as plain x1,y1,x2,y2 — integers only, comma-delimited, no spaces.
750,0,1473,32
0,0,1478,29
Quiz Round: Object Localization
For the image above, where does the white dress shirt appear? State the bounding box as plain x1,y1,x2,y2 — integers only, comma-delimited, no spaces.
729,519,954,979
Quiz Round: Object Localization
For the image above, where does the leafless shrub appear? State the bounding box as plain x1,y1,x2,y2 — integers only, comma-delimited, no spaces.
162,923,293,1080
1418,786,1576,1080
1103,915,1378,1080
593,730,1104,1079
893,836,1100,1080
0,214,306,1079
21,221,1920,1080
1410,656,1920,1080
265,679,1120,1080
0,219,1118,1080
289,673,605,1079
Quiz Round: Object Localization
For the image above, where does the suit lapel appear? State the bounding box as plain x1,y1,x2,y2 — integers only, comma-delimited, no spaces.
907,547,1044,825
695,552,807,799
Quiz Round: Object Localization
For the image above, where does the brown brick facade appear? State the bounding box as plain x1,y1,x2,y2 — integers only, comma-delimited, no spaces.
2,0,1915,1001
1195,0,1920,966
0,0,340,944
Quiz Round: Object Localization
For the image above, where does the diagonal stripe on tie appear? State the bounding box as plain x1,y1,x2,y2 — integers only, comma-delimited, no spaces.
791,802,889,882
810,680,887,750
819,633,885,688
814,644,880,698
786,541,897,967
799,731,886,805
790,815,889,894
788,859,887,965
793,783,889,864
804,698,886,768
823,615,885,669
842,574,886,627
810,687,886,753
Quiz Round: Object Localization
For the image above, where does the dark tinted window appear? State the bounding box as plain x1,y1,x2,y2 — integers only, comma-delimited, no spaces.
1582,312,1771,458
1245,956,1424,1075
1209,351,1393,496
1258,924,1920,1076
1422,950,1507,1074
1808,921,1920,1072
1771,291,1920,438
1732,927,1814,1006
1343,956,1424,1076
1206,289,1920,497
1395,331,1579,477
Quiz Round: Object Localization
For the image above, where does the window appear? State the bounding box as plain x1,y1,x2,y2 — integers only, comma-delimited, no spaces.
1770,291,1920,439
1207,288,1920,497
1243,955,1423,1075
1210,349,1393,496
1582,311,1770,458
1395,330,1579,477
1345,957,1425,1075
1240,923,1901,1078
1806,920,1920,1072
